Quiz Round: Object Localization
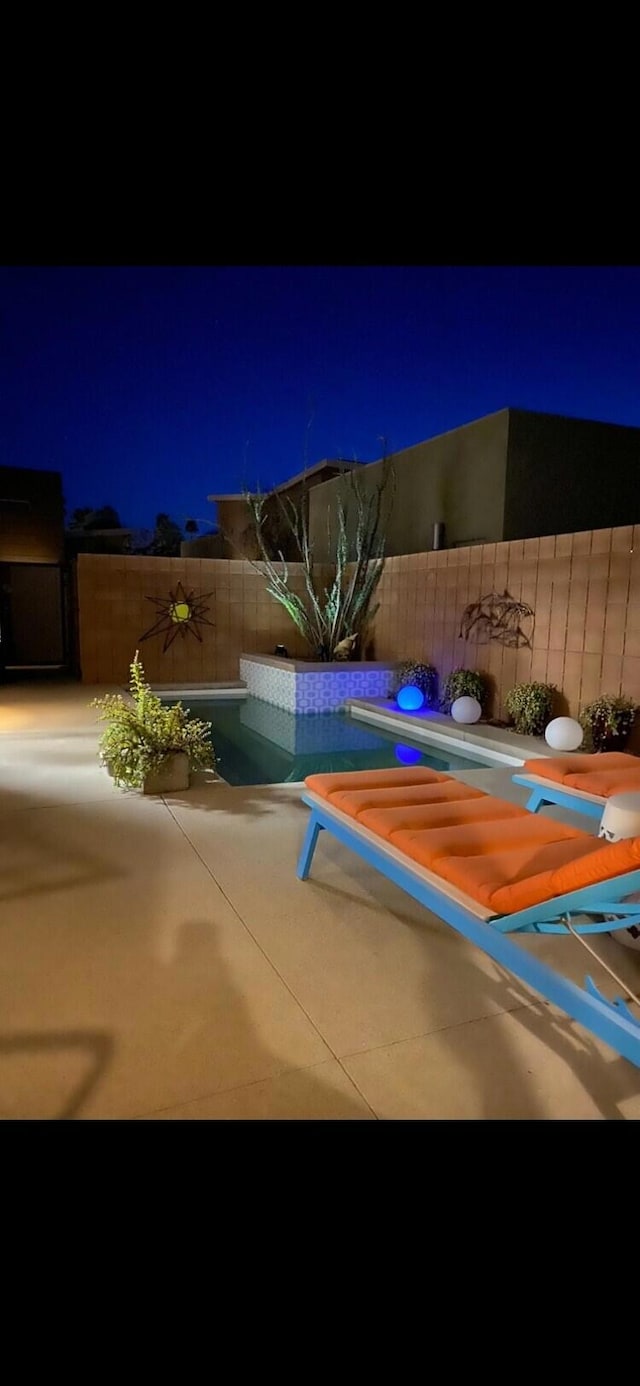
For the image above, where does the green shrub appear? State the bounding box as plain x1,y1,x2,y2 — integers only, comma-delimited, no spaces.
440,668,487,715
579,694,636,752
392,660,438,707
91,652,216,789
504,681,556,736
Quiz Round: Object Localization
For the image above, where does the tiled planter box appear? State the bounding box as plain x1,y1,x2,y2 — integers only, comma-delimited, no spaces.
239,654,398,714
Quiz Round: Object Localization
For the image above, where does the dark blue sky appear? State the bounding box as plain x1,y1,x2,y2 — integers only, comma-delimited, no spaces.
2,264,640,531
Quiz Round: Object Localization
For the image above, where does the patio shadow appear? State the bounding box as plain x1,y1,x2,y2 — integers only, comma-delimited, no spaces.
160,780,306,819
0,789,123,906
0,1030,114,1119
312,858,640,1118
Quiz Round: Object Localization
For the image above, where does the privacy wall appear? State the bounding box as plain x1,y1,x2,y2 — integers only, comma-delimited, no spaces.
76,554,329,684
77,526,640,725
372,525,640,718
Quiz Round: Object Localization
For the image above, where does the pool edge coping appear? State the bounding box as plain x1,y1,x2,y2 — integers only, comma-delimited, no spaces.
346,703,525,768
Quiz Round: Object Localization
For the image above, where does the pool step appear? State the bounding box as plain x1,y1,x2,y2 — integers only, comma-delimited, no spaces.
152,681,248,699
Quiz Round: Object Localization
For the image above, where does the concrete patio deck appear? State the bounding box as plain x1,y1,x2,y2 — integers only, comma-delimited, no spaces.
2,678,640,1120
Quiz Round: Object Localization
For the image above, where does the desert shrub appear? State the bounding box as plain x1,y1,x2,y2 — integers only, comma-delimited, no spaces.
440,668,487,715
392,660,438,707
504,681,556,736
579,695,636,752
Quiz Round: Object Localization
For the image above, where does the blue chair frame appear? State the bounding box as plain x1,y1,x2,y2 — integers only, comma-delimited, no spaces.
512,773,603,820
297,791,640,1068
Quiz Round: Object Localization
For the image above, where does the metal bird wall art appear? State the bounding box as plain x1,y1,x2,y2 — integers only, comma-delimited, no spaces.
459,590,534,649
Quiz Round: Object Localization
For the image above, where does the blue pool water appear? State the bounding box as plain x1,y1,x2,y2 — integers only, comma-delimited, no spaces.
179,696,487,786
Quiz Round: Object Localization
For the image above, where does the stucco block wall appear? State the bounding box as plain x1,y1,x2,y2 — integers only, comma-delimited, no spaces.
77,555,331,684
371,524,640,722
77,527,640,744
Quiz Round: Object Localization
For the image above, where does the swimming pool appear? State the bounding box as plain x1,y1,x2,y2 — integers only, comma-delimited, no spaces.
177,696,488,786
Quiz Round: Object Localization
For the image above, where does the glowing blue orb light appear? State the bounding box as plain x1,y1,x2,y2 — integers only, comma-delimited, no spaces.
395,743,423,765
396,684,425,711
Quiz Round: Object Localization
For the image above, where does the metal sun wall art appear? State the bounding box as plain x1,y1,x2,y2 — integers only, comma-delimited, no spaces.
459,589,534,649
139,582,214,652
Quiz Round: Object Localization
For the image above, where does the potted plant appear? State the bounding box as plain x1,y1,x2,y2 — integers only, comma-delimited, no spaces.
440,668,488,715
579,694,637,752
92,652,216,793
392,660,438,707
504,681,556,736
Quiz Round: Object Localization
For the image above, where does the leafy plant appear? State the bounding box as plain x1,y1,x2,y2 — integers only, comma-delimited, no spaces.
440,668,488,715
392,661,438,707
244,453,395,661
579,694,637,752
91,653,215,789
504,681,556,736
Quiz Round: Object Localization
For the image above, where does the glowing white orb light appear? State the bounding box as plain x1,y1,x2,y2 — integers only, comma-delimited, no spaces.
451,696,482,724
397,685,425,711
544,717,583,752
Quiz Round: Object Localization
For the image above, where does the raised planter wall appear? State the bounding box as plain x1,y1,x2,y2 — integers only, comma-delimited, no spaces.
239,654,398,713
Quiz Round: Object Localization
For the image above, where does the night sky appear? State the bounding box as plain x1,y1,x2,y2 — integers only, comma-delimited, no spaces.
2,264,640,533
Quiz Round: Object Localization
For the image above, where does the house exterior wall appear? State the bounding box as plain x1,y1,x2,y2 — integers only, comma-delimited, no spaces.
0,465,64,564
307,409,640,561
215,499,261,559
211,463,362,559
180,532,226,558
308,411,510,559
215,486,316,561
504,409,640,540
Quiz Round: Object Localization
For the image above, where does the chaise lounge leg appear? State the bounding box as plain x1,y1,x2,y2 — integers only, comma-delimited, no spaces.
526,788,547,813
297,814,323,880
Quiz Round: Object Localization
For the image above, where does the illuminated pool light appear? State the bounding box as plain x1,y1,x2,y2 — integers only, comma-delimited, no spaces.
394,743,423,765
396,684,425,711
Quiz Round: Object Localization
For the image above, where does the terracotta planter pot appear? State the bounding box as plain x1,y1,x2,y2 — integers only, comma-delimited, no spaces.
143,752,190,795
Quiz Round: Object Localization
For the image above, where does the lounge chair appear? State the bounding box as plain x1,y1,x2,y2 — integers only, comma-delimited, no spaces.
296,767,640,1068
513,752,640,820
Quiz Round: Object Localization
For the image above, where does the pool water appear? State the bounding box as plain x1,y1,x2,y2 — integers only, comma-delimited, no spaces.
179,696,487,787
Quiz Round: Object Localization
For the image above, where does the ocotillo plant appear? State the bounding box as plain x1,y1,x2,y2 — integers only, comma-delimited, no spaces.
245,452,395,661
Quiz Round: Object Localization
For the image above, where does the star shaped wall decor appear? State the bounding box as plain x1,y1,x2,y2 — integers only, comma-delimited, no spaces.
139,582,215,652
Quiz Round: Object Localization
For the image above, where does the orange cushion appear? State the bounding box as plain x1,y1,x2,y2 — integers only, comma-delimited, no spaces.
358,795,528,842
328,780,483,821
391,815,584,873
490,835,640,912
438,837,604,912
400,826,640,914
563,769,640,797
522,752,638,786
305,766,449,800
307,766,640,916
550,833,640,895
